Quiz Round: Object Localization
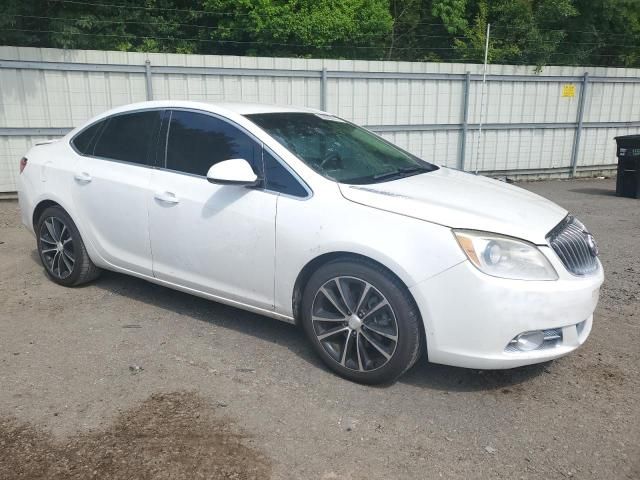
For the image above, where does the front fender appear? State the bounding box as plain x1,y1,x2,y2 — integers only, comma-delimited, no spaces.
273,194,466,317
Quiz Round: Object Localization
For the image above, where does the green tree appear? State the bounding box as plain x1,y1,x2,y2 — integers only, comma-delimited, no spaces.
202,0,392,58
564,0,640,67
0,0,638,67
434,0,578,66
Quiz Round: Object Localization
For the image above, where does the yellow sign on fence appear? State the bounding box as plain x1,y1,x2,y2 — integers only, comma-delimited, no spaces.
562,84,576,97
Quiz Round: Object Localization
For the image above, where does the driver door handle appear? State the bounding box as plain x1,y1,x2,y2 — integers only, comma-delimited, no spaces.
74,172,92,183
154,191,180,204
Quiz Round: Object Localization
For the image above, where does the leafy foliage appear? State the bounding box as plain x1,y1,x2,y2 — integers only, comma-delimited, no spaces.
1,0,639,67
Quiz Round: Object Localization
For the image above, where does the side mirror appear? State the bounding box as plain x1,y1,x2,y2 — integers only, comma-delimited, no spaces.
206,159,259,186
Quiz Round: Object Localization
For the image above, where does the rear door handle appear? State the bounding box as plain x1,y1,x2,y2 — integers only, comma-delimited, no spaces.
154,191,180,204
74,172,92,183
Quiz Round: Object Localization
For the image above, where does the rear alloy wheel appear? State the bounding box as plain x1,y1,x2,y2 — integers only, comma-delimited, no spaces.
39,216,75,280
37,206,101,286
301,259,422,384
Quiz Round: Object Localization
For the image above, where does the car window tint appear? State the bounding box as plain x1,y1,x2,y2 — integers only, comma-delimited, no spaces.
165,110,257,176
93,110,161,164
263,149,308,197
72,121,104,155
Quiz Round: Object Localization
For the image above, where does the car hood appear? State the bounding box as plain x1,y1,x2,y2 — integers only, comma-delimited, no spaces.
338,167,567,244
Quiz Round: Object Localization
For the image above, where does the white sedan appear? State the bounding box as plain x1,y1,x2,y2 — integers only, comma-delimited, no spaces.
17,101,604,384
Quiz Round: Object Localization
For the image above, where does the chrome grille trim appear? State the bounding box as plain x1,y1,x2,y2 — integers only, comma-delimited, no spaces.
547,216,599,276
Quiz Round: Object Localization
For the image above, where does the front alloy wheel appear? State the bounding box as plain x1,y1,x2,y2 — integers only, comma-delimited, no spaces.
301,259,422,384
311,276,399,372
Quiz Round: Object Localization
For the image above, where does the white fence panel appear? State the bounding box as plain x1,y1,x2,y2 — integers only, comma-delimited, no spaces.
1,46,639,192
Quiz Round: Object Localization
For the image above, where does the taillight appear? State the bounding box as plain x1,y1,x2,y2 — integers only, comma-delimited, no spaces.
19,157,27,174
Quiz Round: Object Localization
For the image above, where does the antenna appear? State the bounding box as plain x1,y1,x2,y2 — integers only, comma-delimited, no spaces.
474,22,490,174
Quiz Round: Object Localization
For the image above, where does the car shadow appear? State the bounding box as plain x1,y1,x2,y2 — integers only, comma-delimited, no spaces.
93,269,326,370
399,357,550,392
569,187,617,197
31,250,549,392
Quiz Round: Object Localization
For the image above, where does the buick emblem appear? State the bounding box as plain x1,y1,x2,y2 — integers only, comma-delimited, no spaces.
586,233,599,257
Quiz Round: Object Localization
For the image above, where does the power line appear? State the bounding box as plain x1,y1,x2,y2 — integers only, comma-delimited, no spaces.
21,0,640,42
7,28,636,61
59,0,253,16
8,14,419,39
1,28,447,51
9,15,640,49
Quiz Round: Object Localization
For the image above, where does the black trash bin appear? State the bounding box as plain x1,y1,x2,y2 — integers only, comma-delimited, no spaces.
615,135,640,199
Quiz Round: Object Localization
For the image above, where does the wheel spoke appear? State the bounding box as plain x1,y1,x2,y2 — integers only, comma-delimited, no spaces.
317,326,349,341
53,218,63,241
62,237,72,245
334,278,352,314
340,334,351,366
56,250,64,275
320,287,349,318
41,247,57,254
354,283,371,315
312,315,346,323
61,252,73,272
355,332,364,371
361,330,391,360
51,251,60,273
62,249,75,263
45,219,58,241
361,299,389,321
40,236,56,245
59,224,67,242
363,323,398,341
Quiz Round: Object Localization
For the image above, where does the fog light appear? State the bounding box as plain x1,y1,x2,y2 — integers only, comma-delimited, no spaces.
513,331,545,351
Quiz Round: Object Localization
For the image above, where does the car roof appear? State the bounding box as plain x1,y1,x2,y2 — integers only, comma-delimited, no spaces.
106,100,321,117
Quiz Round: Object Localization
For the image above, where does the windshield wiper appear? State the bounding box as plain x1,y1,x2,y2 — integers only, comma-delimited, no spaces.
372,166,431,181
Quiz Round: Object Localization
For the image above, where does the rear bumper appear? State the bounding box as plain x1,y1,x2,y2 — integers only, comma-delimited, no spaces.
410,254,604,370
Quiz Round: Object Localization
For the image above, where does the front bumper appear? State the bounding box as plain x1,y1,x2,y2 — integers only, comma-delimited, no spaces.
410,248,604,370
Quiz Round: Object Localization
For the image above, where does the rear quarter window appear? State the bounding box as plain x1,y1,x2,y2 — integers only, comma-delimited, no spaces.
71,121,104,155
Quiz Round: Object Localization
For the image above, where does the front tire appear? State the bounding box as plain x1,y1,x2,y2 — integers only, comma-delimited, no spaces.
36,206,101,287
301,258,422,384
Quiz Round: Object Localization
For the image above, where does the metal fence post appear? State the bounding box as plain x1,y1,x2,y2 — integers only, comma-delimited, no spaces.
320,67,328,111
145,60,153,101
459,72,471,170
570,72,589,177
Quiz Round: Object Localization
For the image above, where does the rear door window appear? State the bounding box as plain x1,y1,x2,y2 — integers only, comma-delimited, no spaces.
93,110,161,165
165,110,259,176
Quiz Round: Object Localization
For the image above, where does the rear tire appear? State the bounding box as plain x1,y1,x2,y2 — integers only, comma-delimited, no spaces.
301,258,422,384
36,205,101,287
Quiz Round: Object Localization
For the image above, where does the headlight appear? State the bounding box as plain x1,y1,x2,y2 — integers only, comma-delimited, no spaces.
453,230,558,281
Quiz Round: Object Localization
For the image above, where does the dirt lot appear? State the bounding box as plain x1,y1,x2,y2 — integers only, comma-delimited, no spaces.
0,177,638,480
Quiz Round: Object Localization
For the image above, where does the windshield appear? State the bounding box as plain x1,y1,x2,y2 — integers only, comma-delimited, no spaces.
245,112,438,184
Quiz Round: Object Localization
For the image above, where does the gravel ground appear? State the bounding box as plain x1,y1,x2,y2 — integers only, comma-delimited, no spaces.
0,177,638,480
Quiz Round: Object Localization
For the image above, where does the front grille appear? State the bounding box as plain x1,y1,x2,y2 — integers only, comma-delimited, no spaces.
547,216,599,276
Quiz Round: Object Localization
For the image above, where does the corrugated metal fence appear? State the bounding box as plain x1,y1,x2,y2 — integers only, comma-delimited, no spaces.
1,46,639,192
